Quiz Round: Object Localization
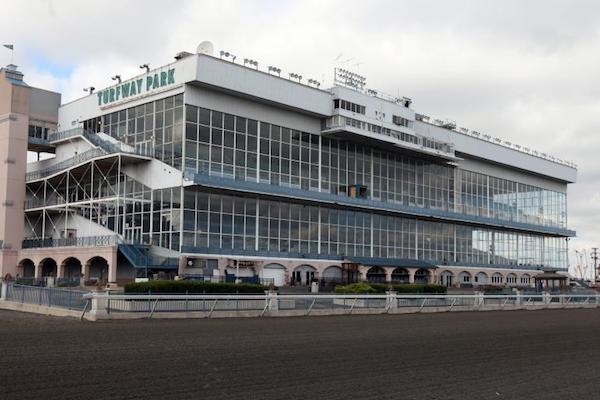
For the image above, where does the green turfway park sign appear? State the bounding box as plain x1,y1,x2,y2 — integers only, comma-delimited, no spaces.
97,68,176,106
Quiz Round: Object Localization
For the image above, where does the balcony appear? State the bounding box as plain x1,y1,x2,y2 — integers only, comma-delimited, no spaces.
322,115,457,160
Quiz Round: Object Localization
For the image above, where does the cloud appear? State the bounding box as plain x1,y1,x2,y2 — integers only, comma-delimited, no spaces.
2,0,599,276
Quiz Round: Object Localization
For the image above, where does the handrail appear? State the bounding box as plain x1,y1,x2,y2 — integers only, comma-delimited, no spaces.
22,235,120,249
26,130,153,182
84,293,599,300
47,127,85,143
26,147,107,181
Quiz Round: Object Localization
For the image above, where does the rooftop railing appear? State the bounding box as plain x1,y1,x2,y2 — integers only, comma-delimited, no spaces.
415,114,577,169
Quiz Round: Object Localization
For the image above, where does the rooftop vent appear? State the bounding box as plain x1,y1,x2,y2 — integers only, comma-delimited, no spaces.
174,51,193,60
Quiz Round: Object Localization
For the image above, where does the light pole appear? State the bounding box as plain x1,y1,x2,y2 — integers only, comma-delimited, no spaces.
592,247,598,282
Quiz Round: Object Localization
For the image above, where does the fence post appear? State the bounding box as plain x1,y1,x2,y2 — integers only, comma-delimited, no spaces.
267,290,279,311
514,289,522,306
103,290,109,314
48,287,52,308
543,292,551,306
0,281,7,300
386,291,397,313
21,285,25,304
185,290,189,313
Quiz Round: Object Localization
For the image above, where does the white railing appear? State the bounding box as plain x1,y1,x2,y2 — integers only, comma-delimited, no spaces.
82,292,600,319
416,114,577,169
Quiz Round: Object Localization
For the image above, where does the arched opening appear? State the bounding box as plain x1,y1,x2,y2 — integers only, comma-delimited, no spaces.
440,270,454,287
458,271,472,286
40,258,57,277
366,266,387,283
62,257,82,279
506,273,517,286
18,259,35,278
491,273,504,285
475,272,488,285
87,256,109,284
520,274,531,286
322,266,343,284
414,268,430,284
260,263,286,287
391,268,410,284
292,265,317,286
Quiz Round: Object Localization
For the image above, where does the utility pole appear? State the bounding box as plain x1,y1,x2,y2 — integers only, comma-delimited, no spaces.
592,247,599,283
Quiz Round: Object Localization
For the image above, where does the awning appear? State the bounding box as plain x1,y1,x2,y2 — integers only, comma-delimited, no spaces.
534,272,568,280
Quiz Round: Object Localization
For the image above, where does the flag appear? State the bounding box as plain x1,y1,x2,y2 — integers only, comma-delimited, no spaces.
3,44,13,50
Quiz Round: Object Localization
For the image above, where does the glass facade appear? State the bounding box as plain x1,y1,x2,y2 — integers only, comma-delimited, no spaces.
87,94,184,169
181,190,568,269
184,104,567,229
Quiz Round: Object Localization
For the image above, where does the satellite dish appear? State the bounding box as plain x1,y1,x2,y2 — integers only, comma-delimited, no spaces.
197,41,214,56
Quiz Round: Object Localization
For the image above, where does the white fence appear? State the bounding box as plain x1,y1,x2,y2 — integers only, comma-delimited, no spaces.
82,291,600,320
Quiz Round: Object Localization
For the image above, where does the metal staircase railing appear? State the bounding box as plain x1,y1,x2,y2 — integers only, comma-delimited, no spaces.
26,130,153,182
26,147,107,181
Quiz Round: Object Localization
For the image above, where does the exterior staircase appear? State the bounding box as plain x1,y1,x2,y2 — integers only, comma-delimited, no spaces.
118,242,179,272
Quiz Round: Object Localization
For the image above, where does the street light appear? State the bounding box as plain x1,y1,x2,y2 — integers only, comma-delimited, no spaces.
139,64,150,73
243,58,258,69
219,50,237,63
307,78,321,88
83,86,95,94
268,66,281,76
111,75,121,84
289,72,302,83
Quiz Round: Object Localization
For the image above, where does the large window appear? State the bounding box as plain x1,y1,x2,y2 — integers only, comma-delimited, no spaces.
333,99,366,114
181,190,568,270
88,94,184,169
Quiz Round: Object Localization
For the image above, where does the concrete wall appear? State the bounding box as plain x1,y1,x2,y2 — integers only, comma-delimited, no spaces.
29,87,61,124
0,70,30,278
416,121,577,183
457,156,568,193
42,213,116,240
122,158,182,190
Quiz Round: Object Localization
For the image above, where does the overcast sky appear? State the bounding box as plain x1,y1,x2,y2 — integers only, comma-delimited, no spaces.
2,0,599,276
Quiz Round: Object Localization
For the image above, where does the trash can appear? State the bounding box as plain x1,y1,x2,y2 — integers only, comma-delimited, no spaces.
311,281,319,293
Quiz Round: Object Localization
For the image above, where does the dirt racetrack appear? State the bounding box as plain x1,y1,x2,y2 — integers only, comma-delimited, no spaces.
1,309,600,399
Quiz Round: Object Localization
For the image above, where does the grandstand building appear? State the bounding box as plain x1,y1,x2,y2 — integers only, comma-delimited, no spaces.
0,44,576,288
